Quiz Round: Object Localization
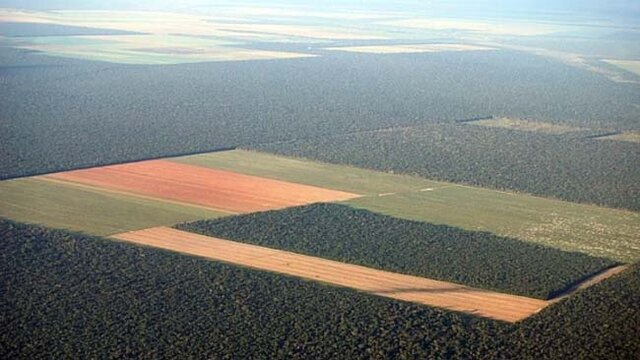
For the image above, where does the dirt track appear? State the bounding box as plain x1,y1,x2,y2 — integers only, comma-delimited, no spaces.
45,160,359,213
112,227,549,322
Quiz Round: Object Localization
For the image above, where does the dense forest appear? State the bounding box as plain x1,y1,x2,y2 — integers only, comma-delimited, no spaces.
2,45,639,179
177,204,616,299
253,124,640,211
1,219,638,359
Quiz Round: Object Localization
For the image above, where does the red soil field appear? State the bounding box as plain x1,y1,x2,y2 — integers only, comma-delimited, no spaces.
112,227,549,323
44,160,360,213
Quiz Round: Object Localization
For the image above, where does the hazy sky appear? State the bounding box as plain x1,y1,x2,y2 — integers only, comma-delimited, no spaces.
1,0,638,24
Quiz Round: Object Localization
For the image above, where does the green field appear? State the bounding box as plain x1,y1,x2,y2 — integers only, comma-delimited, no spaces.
173,149,444,195
172,150,640,262
0,178,225,236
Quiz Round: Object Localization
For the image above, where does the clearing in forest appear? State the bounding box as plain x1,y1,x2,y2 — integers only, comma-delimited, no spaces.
172,149,640,262
0,177,224,236
112,226,549,323
326,43,493,54
466,117,586,135
596,131,640,144
44,159,360,213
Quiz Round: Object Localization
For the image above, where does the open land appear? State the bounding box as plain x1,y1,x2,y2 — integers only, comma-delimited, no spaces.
44,159,360,213
0,8,383,64
603,59,640,76
0,177,224,235
112,226,548,322
380,18,572,36
467,117,587,135
178,203,617,300
171,149,640,262
597,131,640,143
325,43,493,54
1,3,639,358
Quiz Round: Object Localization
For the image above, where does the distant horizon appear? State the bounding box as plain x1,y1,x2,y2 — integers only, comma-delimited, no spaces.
1,0,639,24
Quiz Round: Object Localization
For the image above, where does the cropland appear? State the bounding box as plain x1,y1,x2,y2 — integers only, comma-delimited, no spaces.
113,226,548,322
176,150,640,263
1,1,639,358
44,159,359,213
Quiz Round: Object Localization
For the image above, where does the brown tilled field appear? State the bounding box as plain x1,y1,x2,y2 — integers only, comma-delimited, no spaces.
112,227,549,322
44,160,359,213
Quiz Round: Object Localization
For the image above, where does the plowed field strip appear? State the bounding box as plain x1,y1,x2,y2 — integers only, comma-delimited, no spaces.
44,160,360,213
111,227,549,322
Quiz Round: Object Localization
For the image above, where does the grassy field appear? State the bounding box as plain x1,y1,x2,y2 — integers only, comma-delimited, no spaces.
325,44,493,54
0,178,225,235
467,117,586,135
172,150,640,262
346,187,639,263
172,150,444,195
603,59,640,77
6,34,313,65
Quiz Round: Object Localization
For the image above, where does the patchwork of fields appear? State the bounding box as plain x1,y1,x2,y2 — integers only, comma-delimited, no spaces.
177,203,617,300
174,149,640,262
2,3,639,357
45,160,359,213
0,177,224,235
0,148,637,323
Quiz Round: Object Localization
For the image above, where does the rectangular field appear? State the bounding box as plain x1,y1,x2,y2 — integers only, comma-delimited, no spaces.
347,186,639,263
171,150,640,262
171,150,445,195
467,117,586,135
45,160,360,213
325,44,493,54
112,227,549,322
0,178,225,236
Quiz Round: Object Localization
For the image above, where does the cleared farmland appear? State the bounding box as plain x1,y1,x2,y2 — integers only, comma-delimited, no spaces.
45,159,360,213
178,203,617,299
603,59,640,77
467,117,586,135
112,226,548,322
0,178,224,236
170,149,640,262
7,34,315,65
325,44,493,54
597,131,640,144
171,149,445,195
381,18,571,36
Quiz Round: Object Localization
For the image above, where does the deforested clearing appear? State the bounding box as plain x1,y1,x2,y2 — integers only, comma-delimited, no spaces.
603,59,640,76
467,117,586,135
44,160,360,213
112,227,549,323
326,43,493,54
597,131,640,144
0,177,224,236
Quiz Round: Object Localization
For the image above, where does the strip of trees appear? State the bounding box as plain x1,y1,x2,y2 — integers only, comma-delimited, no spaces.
177,203,616,299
